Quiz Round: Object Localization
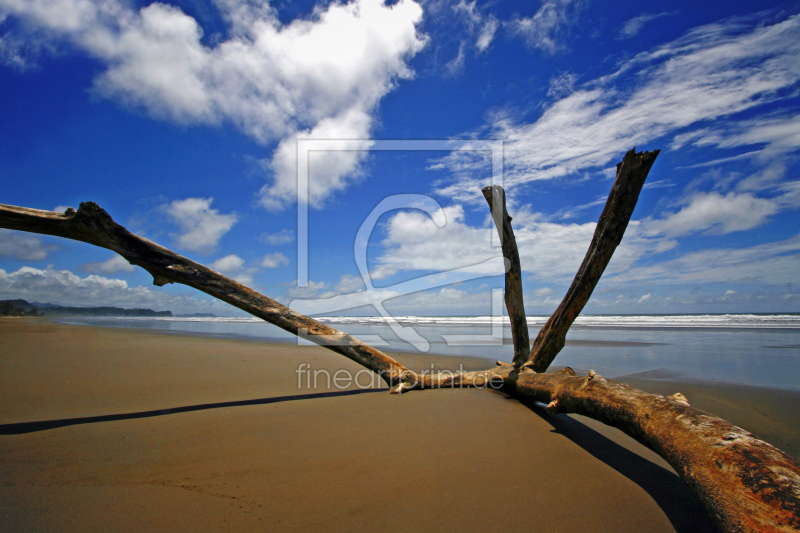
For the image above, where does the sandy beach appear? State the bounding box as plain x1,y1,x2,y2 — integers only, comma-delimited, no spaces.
1,318,798,532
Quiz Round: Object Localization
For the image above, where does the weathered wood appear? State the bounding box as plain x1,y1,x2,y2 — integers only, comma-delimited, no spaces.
481,185,530,365
528,148,659,372
487,364,800,533
0,202,409,386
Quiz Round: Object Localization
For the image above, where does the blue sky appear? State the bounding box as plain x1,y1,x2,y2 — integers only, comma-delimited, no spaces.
1,0,799,316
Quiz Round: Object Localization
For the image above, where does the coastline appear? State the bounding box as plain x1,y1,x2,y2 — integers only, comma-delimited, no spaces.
1,318,797,531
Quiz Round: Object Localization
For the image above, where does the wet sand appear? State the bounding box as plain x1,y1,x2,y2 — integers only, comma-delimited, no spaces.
1,318,798,532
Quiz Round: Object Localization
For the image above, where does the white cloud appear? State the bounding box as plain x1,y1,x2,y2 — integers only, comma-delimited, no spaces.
335,273,366,293
211,254,245,272
1,0,426,209
79,254,136,274
509,0,581,54
0,264,231,313
476,16,498,52
161,197,237,254
451,0,498,53
0,228,57,260
619,12,673,39
372,203,658,284
616,233,800,286
261,252,289,268
262,117,375,210
682,113,800,159
547,71,578,98
258,229,294,245
637,293,651,303
644,191,780,237
211,253,284,285
443,40,466,77
437,13,800,198
285,280,328,299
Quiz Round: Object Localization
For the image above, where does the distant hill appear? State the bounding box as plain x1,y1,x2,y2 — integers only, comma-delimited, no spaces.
0,299,172,318
0,301,40,317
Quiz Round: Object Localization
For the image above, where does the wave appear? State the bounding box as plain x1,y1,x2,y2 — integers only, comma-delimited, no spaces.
102,314,800,329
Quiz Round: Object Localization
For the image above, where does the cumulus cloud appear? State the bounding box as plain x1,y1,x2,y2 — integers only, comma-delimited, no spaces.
210,254,257,284
509,0,581,54
161,197,237,253
371,204,658,284
258,229,294,245
335,273,366,293
619,12,673,39
436,13,800,199
0,228,57,260
644,191,780,237
0,264,230,313
79,254,136,274
209,253,287,285
211,254,245,272
261,252,289,268
1,0,426,209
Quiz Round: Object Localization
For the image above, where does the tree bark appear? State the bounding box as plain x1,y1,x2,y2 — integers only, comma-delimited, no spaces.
481,185,530,365
528,148,659,372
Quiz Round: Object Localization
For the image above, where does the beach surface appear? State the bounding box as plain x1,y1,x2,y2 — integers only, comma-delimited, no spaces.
1,318,798,532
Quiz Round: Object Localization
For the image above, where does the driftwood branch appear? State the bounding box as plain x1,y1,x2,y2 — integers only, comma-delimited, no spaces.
0,202,410,388
3,147,800,530
528,148,659,372
482,185,530,365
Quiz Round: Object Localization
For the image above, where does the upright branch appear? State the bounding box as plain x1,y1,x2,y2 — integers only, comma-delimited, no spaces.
482,185,530,365
528,148,659,373
0,203,409,387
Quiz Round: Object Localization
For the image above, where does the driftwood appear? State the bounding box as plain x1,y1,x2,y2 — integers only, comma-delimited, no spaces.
528,149,659,373
482,185,530,365
1,148,799,531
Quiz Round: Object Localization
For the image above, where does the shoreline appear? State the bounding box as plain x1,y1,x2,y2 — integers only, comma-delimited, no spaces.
2,318,798,531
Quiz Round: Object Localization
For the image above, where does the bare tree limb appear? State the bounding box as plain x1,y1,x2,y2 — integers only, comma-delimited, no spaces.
0,202,410,387
528,148,659,372
482,185,530,365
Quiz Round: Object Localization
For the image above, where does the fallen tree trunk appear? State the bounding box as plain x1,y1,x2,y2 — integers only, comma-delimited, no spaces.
2,148,799,531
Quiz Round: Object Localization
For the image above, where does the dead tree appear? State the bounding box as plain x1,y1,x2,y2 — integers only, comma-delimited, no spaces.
1,148,798,532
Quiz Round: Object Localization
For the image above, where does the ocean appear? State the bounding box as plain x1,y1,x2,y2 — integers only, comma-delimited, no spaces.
54,314,800,391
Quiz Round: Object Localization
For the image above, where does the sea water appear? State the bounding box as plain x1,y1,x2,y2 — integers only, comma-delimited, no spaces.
54,314,800,391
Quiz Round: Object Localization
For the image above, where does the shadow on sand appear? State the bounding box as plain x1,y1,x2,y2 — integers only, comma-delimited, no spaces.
0,388,388,435
514,395,717,533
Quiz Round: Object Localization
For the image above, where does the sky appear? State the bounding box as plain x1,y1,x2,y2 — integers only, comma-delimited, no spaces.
1,0,800,317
